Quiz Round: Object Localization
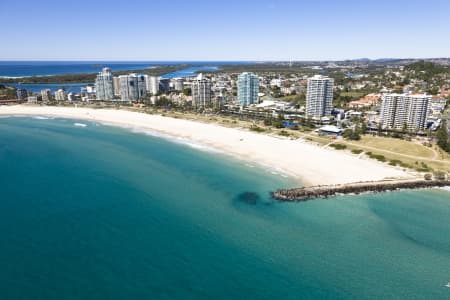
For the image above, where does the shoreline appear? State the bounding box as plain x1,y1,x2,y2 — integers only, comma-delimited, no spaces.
0,105,413,186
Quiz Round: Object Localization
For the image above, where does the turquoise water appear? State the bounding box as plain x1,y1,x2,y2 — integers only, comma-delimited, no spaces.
0,117,449,299
162,66,219,79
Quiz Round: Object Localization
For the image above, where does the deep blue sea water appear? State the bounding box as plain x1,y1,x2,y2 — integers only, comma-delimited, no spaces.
6,83,90,94
0,61,153,77
1,117,450,299
0,61,245,78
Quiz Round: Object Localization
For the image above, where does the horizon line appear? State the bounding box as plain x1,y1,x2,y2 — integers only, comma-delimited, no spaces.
0,57,449,63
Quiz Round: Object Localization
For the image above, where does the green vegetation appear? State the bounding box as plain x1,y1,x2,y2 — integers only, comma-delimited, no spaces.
218,63,317,74
249,125,266,133
353,136,436,158
351,149,363,154
329,144,347,150
388,159,402,166
405,61,449,77
365,152,386,162
339,91,366,98
182,88,192,96
415,161,432,172
343,127,361,141
0,85,17,99
437,120,450,153
272,120,284,128
264,114,286,129
278,130,290,137
280,94,306,106
403,61,450,90
153,97,175,107
433,171,447,180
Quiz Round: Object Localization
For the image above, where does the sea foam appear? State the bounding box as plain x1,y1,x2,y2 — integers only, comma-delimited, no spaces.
441,186,450,193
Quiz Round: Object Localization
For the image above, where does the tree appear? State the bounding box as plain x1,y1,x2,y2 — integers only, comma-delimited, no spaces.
377,123,383,136
155,97,174,107
273,120,284,128
402,123,408,134
183,88,192,96
264,117,273,126
343,128,361,141
360,123,367,134
436,120,450,153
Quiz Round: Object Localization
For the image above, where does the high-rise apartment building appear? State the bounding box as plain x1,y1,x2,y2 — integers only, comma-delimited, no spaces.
306,75,334,119
237,72,259,106
172,78,184,91
380,93,431,131
146,76,160,95
119,73,146,102
67,92,76,102
95,67,114,100
159,78,170,93
191,74,211,108
113,76,120,97
55,89,66,101
16,88,28,100
40,89,52,102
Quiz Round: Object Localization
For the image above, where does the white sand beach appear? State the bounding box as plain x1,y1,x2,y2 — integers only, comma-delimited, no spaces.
0,105,412,186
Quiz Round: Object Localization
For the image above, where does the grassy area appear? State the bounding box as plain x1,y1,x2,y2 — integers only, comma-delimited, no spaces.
353,136,436,158
289,131,450,173
341,139,450,173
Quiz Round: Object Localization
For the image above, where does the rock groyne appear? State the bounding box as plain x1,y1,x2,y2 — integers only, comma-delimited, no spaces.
272,179,450,202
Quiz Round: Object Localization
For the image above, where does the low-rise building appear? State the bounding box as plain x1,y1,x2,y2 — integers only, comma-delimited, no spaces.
430,96,447,115
318,125,342,136
27,96,39,104
348,94,381,108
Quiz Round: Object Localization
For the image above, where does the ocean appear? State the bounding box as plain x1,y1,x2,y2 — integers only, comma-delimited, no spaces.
0,61,233,93
0,117,450,299
3,66,218,94
0,61,246,78
6,83,90,94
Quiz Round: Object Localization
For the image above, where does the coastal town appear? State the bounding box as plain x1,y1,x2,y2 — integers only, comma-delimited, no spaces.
2,0,450,298
1,60,450,179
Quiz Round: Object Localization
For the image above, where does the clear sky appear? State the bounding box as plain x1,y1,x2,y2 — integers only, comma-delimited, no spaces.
1,0,449,61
